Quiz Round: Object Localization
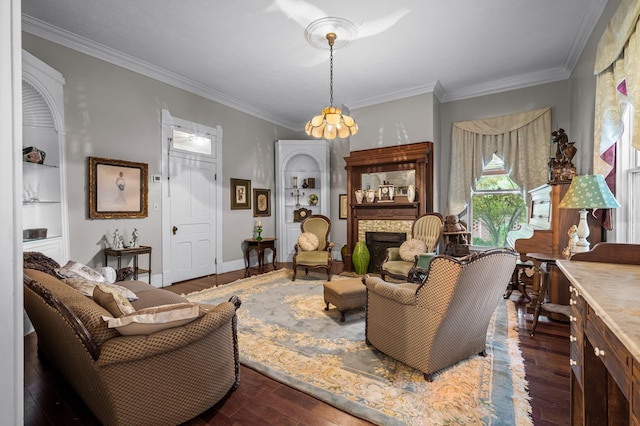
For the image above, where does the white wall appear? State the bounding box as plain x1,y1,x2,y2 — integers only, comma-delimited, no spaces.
350,93,435,151
22,33,302,275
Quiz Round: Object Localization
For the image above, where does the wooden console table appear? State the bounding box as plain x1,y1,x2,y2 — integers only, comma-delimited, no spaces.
244,238,277,277
104,246,151,283
557,244,640,425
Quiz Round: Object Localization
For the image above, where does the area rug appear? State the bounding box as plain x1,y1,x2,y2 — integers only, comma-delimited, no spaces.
186,269,532,425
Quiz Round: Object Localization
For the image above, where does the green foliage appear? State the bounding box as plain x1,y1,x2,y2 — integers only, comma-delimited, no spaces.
472,193,526,247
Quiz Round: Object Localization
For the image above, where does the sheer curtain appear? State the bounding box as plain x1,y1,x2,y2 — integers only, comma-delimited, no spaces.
594,0,640,180
447,107,551,216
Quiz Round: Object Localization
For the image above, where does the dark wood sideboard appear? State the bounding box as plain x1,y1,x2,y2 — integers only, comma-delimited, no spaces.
343,142,434,272
557,243,640,425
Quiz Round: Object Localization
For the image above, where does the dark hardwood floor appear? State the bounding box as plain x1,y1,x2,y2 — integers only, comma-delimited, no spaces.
24,263,570,425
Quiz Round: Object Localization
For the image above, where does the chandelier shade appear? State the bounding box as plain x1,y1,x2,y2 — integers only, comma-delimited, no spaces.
305,106,358,139
304,25,358,140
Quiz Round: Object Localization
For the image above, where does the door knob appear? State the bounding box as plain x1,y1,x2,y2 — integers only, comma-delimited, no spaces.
172,226,178,235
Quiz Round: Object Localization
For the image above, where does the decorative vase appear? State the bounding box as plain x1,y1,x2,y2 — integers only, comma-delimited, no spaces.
352,241,370,275
365,189,376,203
355,189,364,204
407,184,416,202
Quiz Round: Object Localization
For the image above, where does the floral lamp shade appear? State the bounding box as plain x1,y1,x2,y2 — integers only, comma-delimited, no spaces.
558,174,620,253
558,175,621,209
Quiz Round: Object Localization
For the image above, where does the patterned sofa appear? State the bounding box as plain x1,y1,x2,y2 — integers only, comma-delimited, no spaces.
23,252,241,426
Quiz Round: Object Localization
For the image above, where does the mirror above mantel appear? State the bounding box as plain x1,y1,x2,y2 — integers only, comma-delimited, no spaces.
361,170,415,195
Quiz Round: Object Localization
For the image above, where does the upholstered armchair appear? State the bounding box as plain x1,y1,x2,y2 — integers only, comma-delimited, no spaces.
364,248,518,381
381,212,444,282
292,215,334,281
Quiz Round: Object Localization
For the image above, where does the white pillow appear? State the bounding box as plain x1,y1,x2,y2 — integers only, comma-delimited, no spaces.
104,303,202,336
56,260,105,282
96,266,118,284
63,277,139,301
298,232,319,251
399,238,427,262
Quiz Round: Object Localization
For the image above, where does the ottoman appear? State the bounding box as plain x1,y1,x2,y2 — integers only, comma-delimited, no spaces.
323,278,367,322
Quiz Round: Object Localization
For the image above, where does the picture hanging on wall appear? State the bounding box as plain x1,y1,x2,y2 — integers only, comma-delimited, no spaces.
230,178,251,210
88,156,148,219
253,188,271,217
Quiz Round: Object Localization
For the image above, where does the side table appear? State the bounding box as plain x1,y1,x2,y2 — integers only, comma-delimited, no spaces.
526,252,572,336
244,238,277,277
104,246,152,283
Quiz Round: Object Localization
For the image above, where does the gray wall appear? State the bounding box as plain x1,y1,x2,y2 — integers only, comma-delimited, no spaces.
22,33,303,274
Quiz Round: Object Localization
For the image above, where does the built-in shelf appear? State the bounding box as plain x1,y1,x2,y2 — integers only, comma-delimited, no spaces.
275,140,330,263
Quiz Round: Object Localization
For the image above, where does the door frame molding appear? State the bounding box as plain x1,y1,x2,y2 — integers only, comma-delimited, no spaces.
161,109,223,286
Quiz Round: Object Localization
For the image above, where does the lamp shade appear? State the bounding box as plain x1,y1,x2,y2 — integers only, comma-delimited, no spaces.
558,175,620,209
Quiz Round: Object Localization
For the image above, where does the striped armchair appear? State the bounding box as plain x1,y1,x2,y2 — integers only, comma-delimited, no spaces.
364,247,518,381
381,212,444,282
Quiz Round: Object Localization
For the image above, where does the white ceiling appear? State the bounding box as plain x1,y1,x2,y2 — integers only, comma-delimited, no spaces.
22,0,608,131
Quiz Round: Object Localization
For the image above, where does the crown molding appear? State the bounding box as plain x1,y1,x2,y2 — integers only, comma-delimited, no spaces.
561,0,607,72
346,81,441,110
439,67,570,103
22,15,300,130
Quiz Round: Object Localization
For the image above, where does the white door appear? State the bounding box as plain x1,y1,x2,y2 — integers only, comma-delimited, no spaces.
169,153,217,283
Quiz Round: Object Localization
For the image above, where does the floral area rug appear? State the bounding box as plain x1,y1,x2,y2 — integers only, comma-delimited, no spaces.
186,269,532,426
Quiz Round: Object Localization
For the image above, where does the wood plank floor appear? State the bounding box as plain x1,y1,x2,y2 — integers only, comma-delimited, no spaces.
24,263,570,425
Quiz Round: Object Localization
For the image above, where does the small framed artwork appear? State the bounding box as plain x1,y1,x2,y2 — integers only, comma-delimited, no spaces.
230,178,251,210
339,193,348,219
253,188,271,217
88,157,148,219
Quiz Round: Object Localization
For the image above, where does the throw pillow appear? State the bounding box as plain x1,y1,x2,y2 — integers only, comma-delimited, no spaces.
398,238,427,262
63,277,139,301
56,260,105,282
93,284,135,317
297,232,319,251
104,303,202,336
96,266,118,284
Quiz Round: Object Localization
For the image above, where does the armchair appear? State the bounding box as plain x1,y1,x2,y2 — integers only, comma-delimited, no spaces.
292,215,334,281
381,212,444,282
364,248,518,381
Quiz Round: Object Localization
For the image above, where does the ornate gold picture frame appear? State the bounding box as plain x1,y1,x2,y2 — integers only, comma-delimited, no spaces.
88,157,148,219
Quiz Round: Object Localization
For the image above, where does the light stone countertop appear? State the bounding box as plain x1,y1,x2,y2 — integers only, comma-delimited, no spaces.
556,259,640,361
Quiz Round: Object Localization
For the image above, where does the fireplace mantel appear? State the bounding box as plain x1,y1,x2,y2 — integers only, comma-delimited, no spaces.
343,142,434,272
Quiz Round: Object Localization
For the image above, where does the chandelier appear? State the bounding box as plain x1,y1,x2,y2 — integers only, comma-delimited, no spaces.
305,21,358,140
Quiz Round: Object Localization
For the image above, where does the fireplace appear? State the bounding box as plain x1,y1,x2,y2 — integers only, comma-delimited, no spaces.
365,232,407,273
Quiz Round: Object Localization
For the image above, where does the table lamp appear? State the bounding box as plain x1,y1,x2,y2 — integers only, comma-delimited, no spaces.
558,175,620,252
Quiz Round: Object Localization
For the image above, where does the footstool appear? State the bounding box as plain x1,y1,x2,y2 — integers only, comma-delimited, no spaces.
323,278,367,322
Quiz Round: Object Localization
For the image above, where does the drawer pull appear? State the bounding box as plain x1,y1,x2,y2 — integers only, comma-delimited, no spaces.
569,299,576,305
570,359,577,366
569,285,573,293
594,347,605,357
569,335,577,342
569,315,576,322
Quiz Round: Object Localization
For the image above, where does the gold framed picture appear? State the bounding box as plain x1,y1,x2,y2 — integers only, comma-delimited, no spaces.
230,178,251,210
88,157,148,219
253,188,271,217
339,194,348,219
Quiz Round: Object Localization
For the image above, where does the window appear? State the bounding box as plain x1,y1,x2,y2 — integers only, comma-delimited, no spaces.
470,154,526,247
616,104,640,243
171,128,213,156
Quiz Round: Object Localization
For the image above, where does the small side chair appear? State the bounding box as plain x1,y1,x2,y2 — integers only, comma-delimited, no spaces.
292,215,334,281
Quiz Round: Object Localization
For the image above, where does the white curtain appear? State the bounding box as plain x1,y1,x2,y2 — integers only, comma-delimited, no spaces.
447,107,551,216
594,0,640,179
